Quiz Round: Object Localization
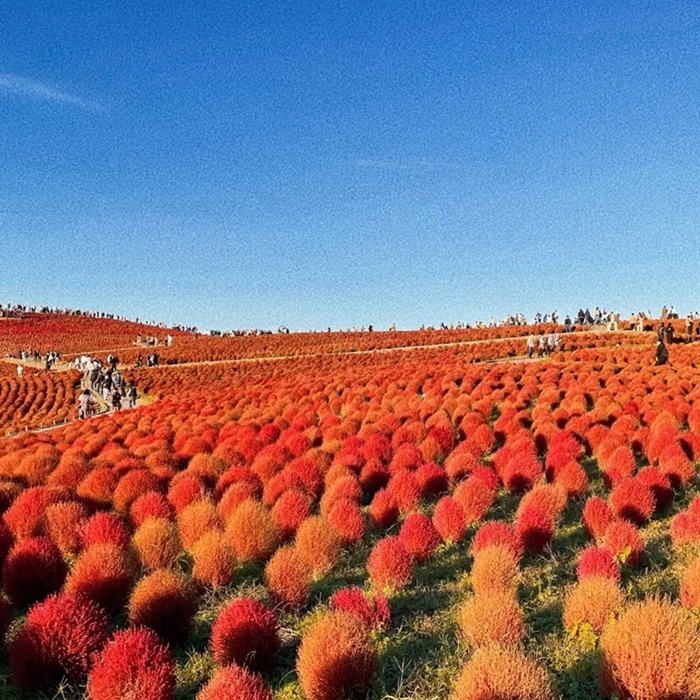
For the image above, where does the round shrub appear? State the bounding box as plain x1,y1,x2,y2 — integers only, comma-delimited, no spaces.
457,592,525,648
470,545,519,596
582,497,614,540
563,577,623,634
2,536,67,607
210,598,280,670
296,611,376,700
454,477,497,525
80,512,131,551
367,536,413,592
433,496,467,544
177,499,221,551
471,521,523,563
600,597,700,700
515,505,555,554
195,664,273,700
636,466,673,510
45,501,87,556
191,530,236,589
387,470,422,514
327,498,366,547
502,452,542,493
399,512,441,562
225,500,280,564
295,516,342,577
133,518,182,571
65,543,135,613
10,593,109,691
129,569,196,646
576,545,621,584
130,491,175,527
680,556,700,609
271,488,312,540
604,520,644,568
415,462,448,498
554,460,589,499
264,545,312,610
87,626,176,700
516,484,566,521
450,643,556,700
329,586,390,630
368,488,399,528
609,478,656,524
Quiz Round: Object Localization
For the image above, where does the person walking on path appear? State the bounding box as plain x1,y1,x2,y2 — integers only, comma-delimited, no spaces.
527,334,535,359
112,388,122,412
77,389,95,420
127,383,138,408
665,323,675,345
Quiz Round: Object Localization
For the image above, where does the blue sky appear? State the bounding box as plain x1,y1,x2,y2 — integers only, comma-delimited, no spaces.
2,1,700,331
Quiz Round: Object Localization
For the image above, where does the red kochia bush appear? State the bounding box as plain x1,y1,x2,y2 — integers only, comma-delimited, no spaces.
130,491,175,527
328,498,366,546
582,497,614,540
453,477,497,524
296,611,376,700
2,536,67,607
636,466,673,509
471,522,523,563
80,512,131,550
387,471,422,514
415,462,448,497
195,664,273,700
433,496,467,543
271,488,312,540
600,597,700,700
604,520,644,568
65,543,135,613
515,505,555,554
450,643,556,700
502,452,542,493
87,627,176,700
369,489,400,528
295,516,342,577
10,593,109,690
399,513,441,562
211,598,281,670
576,545,621,584
264,545,312,610
609,477,656,524
225,500,280,564
680,557,700,609
45,500,87,556
330,586,390,630
129,569,197,646
367,536,414,592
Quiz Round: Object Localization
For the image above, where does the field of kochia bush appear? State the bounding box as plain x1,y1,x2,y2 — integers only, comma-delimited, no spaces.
0,313,700,699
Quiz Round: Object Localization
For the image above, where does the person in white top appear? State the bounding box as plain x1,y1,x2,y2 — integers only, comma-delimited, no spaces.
17,364,23,378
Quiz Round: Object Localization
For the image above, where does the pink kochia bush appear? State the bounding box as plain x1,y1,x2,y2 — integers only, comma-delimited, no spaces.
10,593,109,691
210,598,281,671
87,626,176,700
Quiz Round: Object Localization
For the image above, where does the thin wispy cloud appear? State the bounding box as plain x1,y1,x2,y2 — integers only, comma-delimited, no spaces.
348,157,465,171
0,72,103,112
